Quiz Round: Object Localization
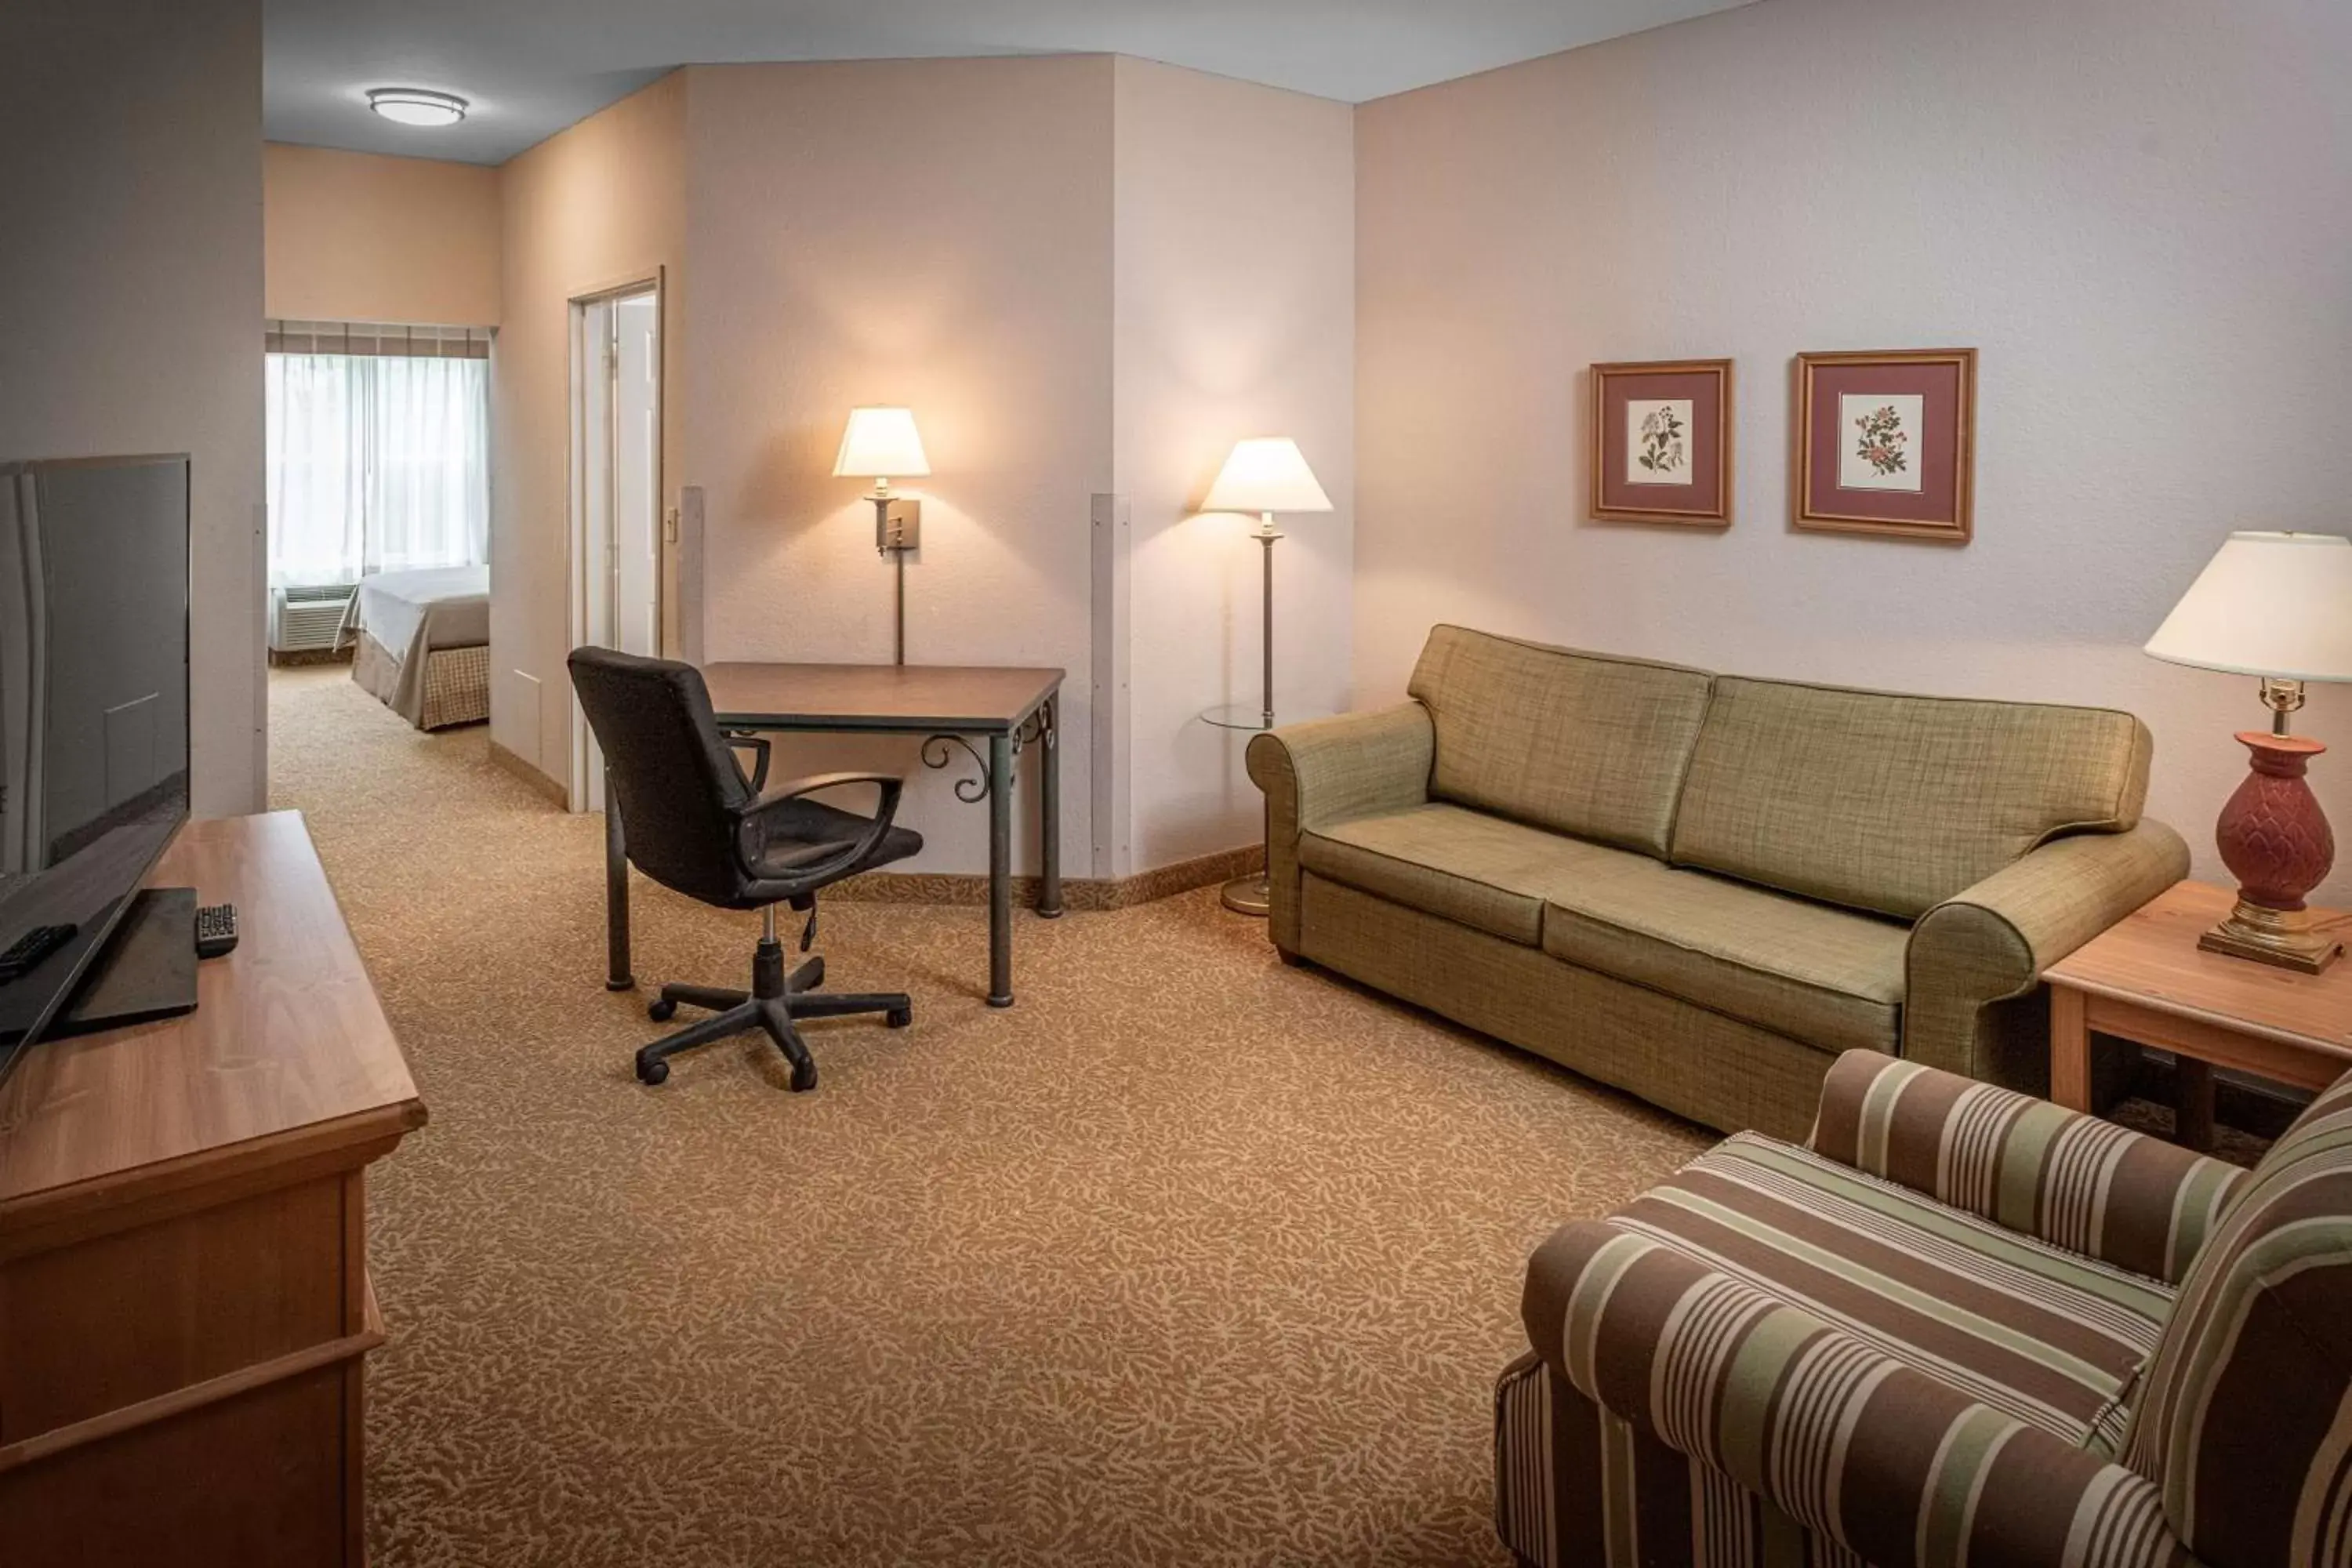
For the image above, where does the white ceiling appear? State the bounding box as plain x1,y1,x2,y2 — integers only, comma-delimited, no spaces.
264,0,1759,165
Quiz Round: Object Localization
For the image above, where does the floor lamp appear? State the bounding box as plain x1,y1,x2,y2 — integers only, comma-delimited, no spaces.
1203,437,1332,916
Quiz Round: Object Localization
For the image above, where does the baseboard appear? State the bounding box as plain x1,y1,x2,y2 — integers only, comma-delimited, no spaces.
826,843,1265,912
488,740,568,806
268,645,353,669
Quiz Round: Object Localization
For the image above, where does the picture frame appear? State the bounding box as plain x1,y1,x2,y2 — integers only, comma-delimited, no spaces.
1589,358,1733,526
1793,348,1976,542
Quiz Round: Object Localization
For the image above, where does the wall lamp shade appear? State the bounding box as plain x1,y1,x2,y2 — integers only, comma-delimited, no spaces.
832,407,931,484
2144,530,2352,975
2144,531,2352,683
1203,437,1332,515
367,88,469,127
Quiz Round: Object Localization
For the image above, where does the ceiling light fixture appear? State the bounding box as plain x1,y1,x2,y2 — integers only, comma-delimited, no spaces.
367,88,468,128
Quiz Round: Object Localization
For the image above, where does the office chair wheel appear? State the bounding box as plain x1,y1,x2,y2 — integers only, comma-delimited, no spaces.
886,1007,913,1029
788,1057,817,1092
636,1054,670,1086
648,997,678,1023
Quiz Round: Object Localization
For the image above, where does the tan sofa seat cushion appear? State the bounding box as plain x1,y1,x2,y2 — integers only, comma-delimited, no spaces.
1300,804,1642,946
1670,677,2154,920
1406,626,1713,858
1541,860,1908,1056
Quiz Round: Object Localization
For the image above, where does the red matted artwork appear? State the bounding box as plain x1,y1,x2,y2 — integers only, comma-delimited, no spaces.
1794,348,1977,542
1590,358,1733,527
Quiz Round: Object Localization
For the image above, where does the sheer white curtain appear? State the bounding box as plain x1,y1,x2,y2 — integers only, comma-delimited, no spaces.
265,352,488,586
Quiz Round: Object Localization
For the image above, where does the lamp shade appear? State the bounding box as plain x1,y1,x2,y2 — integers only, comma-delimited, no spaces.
1203,437,1332,514
832,407,930,481
2145,532,2352,683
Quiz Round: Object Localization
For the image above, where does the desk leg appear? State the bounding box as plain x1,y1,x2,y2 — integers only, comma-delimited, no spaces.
988,731,1014,1007
2174,1058,2216,1152
2050,985,2090,1112
604,768,634,991
1038,695,1062,919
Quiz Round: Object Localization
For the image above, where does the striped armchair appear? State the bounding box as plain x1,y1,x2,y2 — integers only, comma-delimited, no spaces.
1496,1051,2352,1568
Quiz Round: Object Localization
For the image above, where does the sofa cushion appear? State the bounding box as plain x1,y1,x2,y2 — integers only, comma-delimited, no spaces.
1406,625,1712,858
1669,676,2154,920
1299,803,1643,946
1523,1133,2175,1453
1541,864,1907,1056
2122,1068,2352,1568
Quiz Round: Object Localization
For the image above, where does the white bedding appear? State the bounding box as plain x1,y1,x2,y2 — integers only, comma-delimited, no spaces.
343,564,489,658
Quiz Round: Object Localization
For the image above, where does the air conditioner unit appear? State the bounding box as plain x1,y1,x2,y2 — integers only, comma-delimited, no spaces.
269,583,355,653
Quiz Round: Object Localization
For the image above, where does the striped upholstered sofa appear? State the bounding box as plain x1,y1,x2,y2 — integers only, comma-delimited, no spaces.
1496,1050,2352,1568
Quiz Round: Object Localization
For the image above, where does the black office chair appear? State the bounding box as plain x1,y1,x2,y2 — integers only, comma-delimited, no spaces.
567,648,923,1091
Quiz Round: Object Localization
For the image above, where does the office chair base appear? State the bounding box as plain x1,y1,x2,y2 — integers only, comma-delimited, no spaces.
633,942,909,1091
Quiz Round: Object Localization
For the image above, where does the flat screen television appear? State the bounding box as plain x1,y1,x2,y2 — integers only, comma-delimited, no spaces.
0,454,192,1087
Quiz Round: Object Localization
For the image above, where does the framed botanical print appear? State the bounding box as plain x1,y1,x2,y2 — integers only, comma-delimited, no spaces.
1589,358,1733,526
1794,348,1976,541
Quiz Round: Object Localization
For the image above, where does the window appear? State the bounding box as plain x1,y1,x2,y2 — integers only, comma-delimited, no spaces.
264,321,490,587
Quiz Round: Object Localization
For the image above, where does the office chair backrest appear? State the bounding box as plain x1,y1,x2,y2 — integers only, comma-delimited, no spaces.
567,648,757,906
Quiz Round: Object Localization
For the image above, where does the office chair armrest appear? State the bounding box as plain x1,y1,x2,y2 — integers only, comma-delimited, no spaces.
739,771,909,887
723,732,772,793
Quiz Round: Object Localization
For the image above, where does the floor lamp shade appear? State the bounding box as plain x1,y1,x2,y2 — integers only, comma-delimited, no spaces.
1203,437,1332,515
2144,531,2352,972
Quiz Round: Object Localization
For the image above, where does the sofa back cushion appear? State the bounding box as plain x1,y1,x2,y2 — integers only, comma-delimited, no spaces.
1406,626,1712,858
1668,677,2152,920
2121,1068,2352,1568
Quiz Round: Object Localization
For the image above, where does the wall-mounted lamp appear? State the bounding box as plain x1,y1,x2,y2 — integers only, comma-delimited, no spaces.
833,406,930,666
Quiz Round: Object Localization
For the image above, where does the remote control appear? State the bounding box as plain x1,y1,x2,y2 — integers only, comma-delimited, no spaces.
0,923,76,984
194,902,239,960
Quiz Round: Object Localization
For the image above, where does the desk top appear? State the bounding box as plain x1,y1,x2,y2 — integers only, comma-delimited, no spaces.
2045,880,2352,1058
0,811,425,1222
702,662,1063,734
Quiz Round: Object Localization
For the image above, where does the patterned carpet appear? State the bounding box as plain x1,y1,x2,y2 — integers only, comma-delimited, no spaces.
265,666,1715,1566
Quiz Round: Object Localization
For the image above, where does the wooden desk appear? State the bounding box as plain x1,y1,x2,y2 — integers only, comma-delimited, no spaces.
2047,880,2352,1148
0,811,425,1566
605,662,1065,1008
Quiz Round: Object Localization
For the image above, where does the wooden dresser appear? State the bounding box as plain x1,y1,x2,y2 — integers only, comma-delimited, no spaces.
0,811,426,1566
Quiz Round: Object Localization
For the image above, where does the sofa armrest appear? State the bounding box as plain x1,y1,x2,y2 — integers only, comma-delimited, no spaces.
1809,1048,2246,1283
1245,704,1433,953
1904,821,2189,1088
1526,1222,2194,1568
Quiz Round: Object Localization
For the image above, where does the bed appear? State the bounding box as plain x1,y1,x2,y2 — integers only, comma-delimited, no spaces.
339,564,490,731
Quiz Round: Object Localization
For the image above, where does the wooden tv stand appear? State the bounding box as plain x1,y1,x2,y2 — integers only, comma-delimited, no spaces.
0,811,426,1566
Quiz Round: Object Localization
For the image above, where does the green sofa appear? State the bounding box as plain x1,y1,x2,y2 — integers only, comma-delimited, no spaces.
1244,626,2187,1138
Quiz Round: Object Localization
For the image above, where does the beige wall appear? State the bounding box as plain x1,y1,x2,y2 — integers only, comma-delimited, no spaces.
1111,58,1355,873
1356,0,2352,899
263,143,501,325
2,0,266,817
678,58,1116,877
491,71,686,782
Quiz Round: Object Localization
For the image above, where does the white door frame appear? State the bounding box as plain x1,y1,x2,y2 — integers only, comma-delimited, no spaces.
566,270,664,812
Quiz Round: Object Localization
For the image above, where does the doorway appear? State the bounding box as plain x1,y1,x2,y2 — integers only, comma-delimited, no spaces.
568,278,662,812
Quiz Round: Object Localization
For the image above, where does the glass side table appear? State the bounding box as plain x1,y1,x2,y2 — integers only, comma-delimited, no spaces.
1201,703,1313,916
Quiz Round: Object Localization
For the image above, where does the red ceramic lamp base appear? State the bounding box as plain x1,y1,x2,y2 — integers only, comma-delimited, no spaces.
2201,731,2343,974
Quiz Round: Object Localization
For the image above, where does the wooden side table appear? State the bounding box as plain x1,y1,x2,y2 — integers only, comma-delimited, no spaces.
2045,880,2352,1149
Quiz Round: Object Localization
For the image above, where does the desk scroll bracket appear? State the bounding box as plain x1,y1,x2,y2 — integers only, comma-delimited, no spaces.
920,735,993,803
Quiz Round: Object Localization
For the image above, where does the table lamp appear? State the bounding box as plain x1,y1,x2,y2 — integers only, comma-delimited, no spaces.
1203,436,1332,915
833,407,930,665
2145,530,2352,971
